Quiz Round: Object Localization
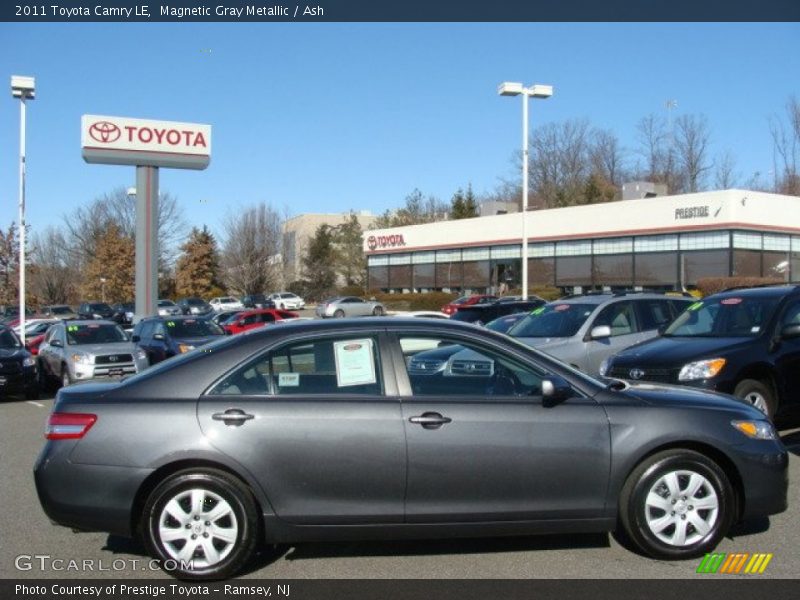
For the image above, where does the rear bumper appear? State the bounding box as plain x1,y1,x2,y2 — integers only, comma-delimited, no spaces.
34,442,152,536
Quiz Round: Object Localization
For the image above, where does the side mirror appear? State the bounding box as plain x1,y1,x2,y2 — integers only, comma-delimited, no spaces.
153,333,165,341
50,339,63,348
781,323,800,340
541,375,573,407
131,335,140,343
590,325,611,340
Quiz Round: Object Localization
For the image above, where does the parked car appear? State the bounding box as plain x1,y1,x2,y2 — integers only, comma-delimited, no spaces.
77,301,115,320
25,333,47,356
35,318,787,580
485,312,529,334
222,308,298,335
1,305,34,324
0,325,39,399
316,296,386,318
17,319,59,338
177,297,213,316
393,310,451,319
209,296,244,312
449,298,545,326
37,320,148,389
210,310,242,327
240,294,274,309
132,316,226,366
440,294,498,316
507,293,693,375
268,292,306,310
157,299,182,317
600,285,800,419
111,302,135,326
38,305,78,320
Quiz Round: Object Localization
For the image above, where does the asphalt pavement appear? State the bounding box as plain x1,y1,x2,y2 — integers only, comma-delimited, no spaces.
1,392,798,580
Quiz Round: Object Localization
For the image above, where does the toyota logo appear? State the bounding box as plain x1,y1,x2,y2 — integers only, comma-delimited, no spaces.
89,121,121,143
367,235,377,251
109,356,119,362
629,368,645,380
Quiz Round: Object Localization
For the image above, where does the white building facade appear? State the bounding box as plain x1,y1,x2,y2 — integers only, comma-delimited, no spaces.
363,190,800,294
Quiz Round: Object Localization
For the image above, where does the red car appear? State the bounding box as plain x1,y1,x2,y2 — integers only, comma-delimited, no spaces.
26,333,46,355
222,308,299,335
440,294,498,316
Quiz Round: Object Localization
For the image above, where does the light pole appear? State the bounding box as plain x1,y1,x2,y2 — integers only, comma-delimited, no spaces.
11,75,35,345
100,278,107,302
498,82,552,300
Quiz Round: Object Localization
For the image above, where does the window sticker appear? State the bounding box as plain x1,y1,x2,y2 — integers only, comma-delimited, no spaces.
554,304,571,312
531,307,545,315
278,373,300,387
167,321,176,327
67,325,78,332
688,302,703,311
721,298,743,305
751,327,761,334
333,339,377,387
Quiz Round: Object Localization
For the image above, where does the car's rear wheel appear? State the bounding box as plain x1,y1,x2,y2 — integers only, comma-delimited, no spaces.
60,365,72,389
372,306,385,316
334,309,345,318
619,449,734,560
141,468,259,581
734,379,775,418
37,360,53,392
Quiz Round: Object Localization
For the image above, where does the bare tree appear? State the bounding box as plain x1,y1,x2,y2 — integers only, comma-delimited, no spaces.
714,150,739,190
590,128,627,190
528,118,593,207
770,96,800,195
636,114,671,186
220,203,283,295
674,114,712,193
29,227,77,304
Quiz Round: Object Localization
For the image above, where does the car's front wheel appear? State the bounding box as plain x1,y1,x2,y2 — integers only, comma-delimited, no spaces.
141,468,259,580
734,379,775,418
619,449,735,560
372,306,385,316
333,309,345,318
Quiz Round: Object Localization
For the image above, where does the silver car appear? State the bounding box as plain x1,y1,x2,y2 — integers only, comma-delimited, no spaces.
269,292,306,310
37,320,149,388
315,296,386,318
157,299,182,317
507,293,693,375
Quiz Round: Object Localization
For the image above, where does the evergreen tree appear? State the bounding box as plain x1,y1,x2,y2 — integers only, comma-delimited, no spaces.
301,225,337,301
80,223,134,302
175,226,222,298
450,184,480,219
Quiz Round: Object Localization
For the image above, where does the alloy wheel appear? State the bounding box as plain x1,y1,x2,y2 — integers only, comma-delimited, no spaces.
644,469,719,547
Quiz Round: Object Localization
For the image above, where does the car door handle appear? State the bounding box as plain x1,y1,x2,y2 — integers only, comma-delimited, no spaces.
212,409,255,427
409,412,452,429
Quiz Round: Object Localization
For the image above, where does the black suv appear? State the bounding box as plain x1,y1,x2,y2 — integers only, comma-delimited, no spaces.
241,294,274,309
0,325,39,399
132,316,225,366
601,285,800,419
449,298,546,326
77,301,115,320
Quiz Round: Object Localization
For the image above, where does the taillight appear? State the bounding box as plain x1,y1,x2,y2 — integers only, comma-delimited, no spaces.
45,413,97,440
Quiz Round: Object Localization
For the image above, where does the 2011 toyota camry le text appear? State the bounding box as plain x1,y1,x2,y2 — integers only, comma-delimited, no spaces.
34,318,788,580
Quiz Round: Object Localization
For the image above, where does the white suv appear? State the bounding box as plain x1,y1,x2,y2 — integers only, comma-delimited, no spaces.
269,292,305,310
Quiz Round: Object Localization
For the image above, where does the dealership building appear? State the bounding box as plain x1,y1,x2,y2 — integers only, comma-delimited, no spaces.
363,189,800,294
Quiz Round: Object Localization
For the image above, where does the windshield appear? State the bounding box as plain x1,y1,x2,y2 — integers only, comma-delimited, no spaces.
0,329,21,349
67,323,128,345
664,296,780,338
186,298,205,306
158,300,175,307
89,303,112,312
50,306,72,315
166,319,224,337
508,303,596,338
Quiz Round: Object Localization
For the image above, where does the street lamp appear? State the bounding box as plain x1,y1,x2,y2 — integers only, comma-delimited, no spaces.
100,278,107,302
498,81,552,300
11,75,35,345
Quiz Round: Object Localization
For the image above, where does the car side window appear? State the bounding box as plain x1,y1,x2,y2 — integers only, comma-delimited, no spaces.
261,313,276,323
781,300,800,327
593,301,636,336
242,314,259,326
209,336,383,396
398,336,545,398
636,299,674,331
153,323,166,337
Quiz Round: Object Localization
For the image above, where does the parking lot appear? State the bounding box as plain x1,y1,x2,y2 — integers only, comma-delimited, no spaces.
2,390,799,580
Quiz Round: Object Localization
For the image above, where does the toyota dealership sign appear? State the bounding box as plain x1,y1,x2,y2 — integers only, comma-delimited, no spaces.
81,115,211,170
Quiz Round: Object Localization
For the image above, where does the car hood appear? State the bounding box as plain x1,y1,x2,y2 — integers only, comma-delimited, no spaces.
68,342,136,355
515,336,572,353
0,347,28,360
611,336,752,366
619,381,757,416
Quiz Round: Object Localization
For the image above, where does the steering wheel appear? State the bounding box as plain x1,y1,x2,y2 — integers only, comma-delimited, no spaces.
486,364,520,396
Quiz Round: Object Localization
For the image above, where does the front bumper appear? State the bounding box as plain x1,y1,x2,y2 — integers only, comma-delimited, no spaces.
0,365,37,394
732,439,789,519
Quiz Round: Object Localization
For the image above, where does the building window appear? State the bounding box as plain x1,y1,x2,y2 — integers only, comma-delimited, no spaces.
529,243,555,258
436,249,461,263
556,241,592,256
763,251,789,281
462,247,491,261
491,245,521,259
367,266,389,290
680,232,730,250
763,235,790,252
411,251,436,264
593,255,634,286
462,260,491,289
682,250,729,285
528,258,555,287
412,263,435,288
635,253,678,287
367,255,389,267
556,256,592,286
593,237,633,255
388,265,412,289
634,235,678,253
436,262,462,290
732,232,762,250
388,253,411,265
732,250,762,277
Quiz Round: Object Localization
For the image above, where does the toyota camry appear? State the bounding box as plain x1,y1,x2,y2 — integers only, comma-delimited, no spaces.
34,318,787,580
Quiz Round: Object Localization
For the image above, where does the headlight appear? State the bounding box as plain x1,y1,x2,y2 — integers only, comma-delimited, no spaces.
178,343,195,354
678,358,726,381
599,358,610,377
135,349,147,361
71,353,91,364
23,356,36,367
732,420,778,440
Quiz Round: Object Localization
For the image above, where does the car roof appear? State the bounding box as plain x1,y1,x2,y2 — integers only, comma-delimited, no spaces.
60,319,118,326
712,284,799,299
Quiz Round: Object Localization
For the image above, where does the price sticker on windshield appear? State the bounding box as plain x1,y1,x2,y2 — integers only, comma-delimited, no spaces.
721,298,743,305
554,304,570,312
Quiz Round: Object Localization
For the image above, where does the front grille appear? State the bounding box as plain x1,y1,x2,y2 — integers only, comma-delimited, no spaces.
608,366,678,384
0,361,22,374
95,354,133,365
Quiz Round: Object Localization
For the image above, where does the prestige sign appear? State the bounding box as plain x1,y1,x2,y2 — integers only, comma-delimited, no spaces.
81,115,211,170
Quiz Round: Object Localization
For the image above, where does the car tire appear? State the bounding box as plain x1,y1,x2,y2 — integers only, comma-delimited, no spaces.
25,383,41,400
60,365,72,389
334,309,345,318
372,306,385,316
734,379,775,418
38,360,53,392
141,468,259,581
618,449,735,560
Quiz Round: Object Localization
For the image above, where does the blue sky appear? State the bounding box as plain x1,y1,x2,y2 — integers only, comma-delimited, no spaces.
1,22,798,240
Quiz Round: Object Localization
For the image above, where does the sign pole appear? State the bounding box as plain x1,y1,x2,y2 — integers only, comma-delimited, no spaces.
135,166,159,323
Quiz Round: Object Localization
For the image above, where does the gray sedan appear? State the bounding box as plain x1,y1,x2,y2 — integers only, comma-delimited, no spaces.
315,296,386,318
35,319,787,580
